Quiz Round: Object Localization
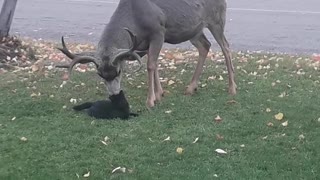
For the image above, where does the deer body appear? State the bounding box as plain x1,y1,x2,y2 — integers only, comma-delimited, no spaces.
56,0,236,109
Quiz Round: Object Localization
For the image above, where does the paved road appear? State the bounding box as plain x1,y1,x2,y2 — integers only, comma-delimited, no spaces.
1,0,320,55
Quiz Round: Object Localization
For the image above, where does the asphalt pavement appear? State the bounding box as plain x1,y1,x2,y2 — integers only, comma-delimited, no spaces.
1,0,320,55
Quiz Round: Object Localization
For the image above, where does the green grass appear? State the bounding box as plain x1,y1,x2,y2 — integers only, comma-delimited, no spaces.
1,52,320,180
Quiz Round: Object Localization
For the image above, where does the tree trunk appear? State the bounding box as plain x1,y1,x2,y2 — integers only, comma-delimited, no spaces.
0,0,18,38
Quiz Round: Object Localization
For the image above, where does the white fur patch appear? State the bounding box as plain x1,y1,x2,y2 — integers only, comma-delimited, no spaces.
105,75,122,95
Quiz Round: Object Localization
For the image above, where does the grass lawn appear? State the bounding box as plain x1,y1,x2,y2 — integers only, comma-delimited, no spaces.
0,51,320,179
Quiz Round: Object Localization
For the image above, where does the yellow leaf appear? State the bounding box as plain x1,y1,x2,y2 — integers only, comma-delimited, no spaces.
275,113,284,121
168,80,175,85
176,147,184,154
267,122,274,127
282,121,288,127
20,137,27,141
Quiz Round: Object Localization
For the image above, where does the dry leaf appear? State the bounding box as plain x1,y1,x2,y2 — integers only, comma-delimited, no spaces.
262,136,268,140
176,147,184,154
215,149,227,154
192,137,199,144
83,171,90,178
216,134,224,140
299,134,305,140
112,167,121,173
226,100,238,104
282,121,288,127
266,108,271,112
168,80,175,85
70,98,77,104
165,110,172,114
163,136,170,141
218,75,224,81
275,113,284,121
101,141,108,145
11,116,16,121
20,137,27,141
62,73,69,80
214,115,222,123
75,173,80,179
240,144,245,148
104,136,109,142
267,122,274,127
279,92,286,98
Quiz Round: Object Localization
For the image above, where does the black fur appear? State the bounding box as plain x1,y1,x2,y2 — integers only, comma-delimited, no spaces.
72,90,138,119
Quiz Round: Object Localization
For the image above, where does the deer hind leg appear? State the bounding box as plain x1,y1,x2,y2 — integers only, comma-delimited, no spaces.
208,24,237,95
154,67,164,102
146,34,164,108
185,33,211,95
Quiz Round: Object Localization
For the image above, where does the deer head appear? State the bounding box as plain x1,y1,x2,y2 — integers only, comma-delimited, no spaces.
55,28,142,95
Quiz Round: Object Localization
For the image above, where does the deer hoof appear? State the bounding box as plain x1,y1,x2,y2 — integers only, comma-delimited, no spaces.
146,99,155,109
185,86,197,95
155,91,164,102
228,86,237,95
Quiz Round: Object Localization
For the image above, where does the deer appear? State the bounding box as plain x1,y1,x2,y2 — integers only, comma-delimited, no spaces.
55,0,237,109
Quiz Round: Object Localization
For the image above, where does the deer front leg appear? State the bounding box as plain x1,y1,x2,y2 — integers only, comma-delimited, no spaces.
154,67,164,102
185,33,211,95
146,34,164,108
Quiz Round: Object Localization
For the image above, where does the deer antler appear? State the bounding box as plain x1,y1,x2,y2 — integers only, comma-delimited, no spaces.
110,28,143,71
55,36,100,77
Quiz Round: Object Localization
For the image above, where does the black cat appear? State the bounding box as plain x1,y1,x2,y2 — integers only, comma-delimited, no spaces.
72,90,138,119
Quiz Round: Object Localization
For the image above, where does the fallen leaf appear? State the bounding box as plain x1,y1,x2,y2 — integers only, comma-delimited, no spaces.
214,115,222,123
282,121,288,127
168,80,175,85
104,136,109,142
62,105,67,109
176,147,184,154
20,137,27,141
275,113,284,121
11,116,16,121
240,144,245,148
165,110,172,114
216,134,224,140
266,108,271,112
299,134,305,140
192,137,199,144
112,167,124,174
267,122,274,127
278,92,286,98
83,171,90,178
75,173,80,179
70,98,77,104
215,149,227,154
226,100,238,104
101,141,108,145
262,136,268,140
163,136,170,141
62,72,69,80
218,75,224,81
